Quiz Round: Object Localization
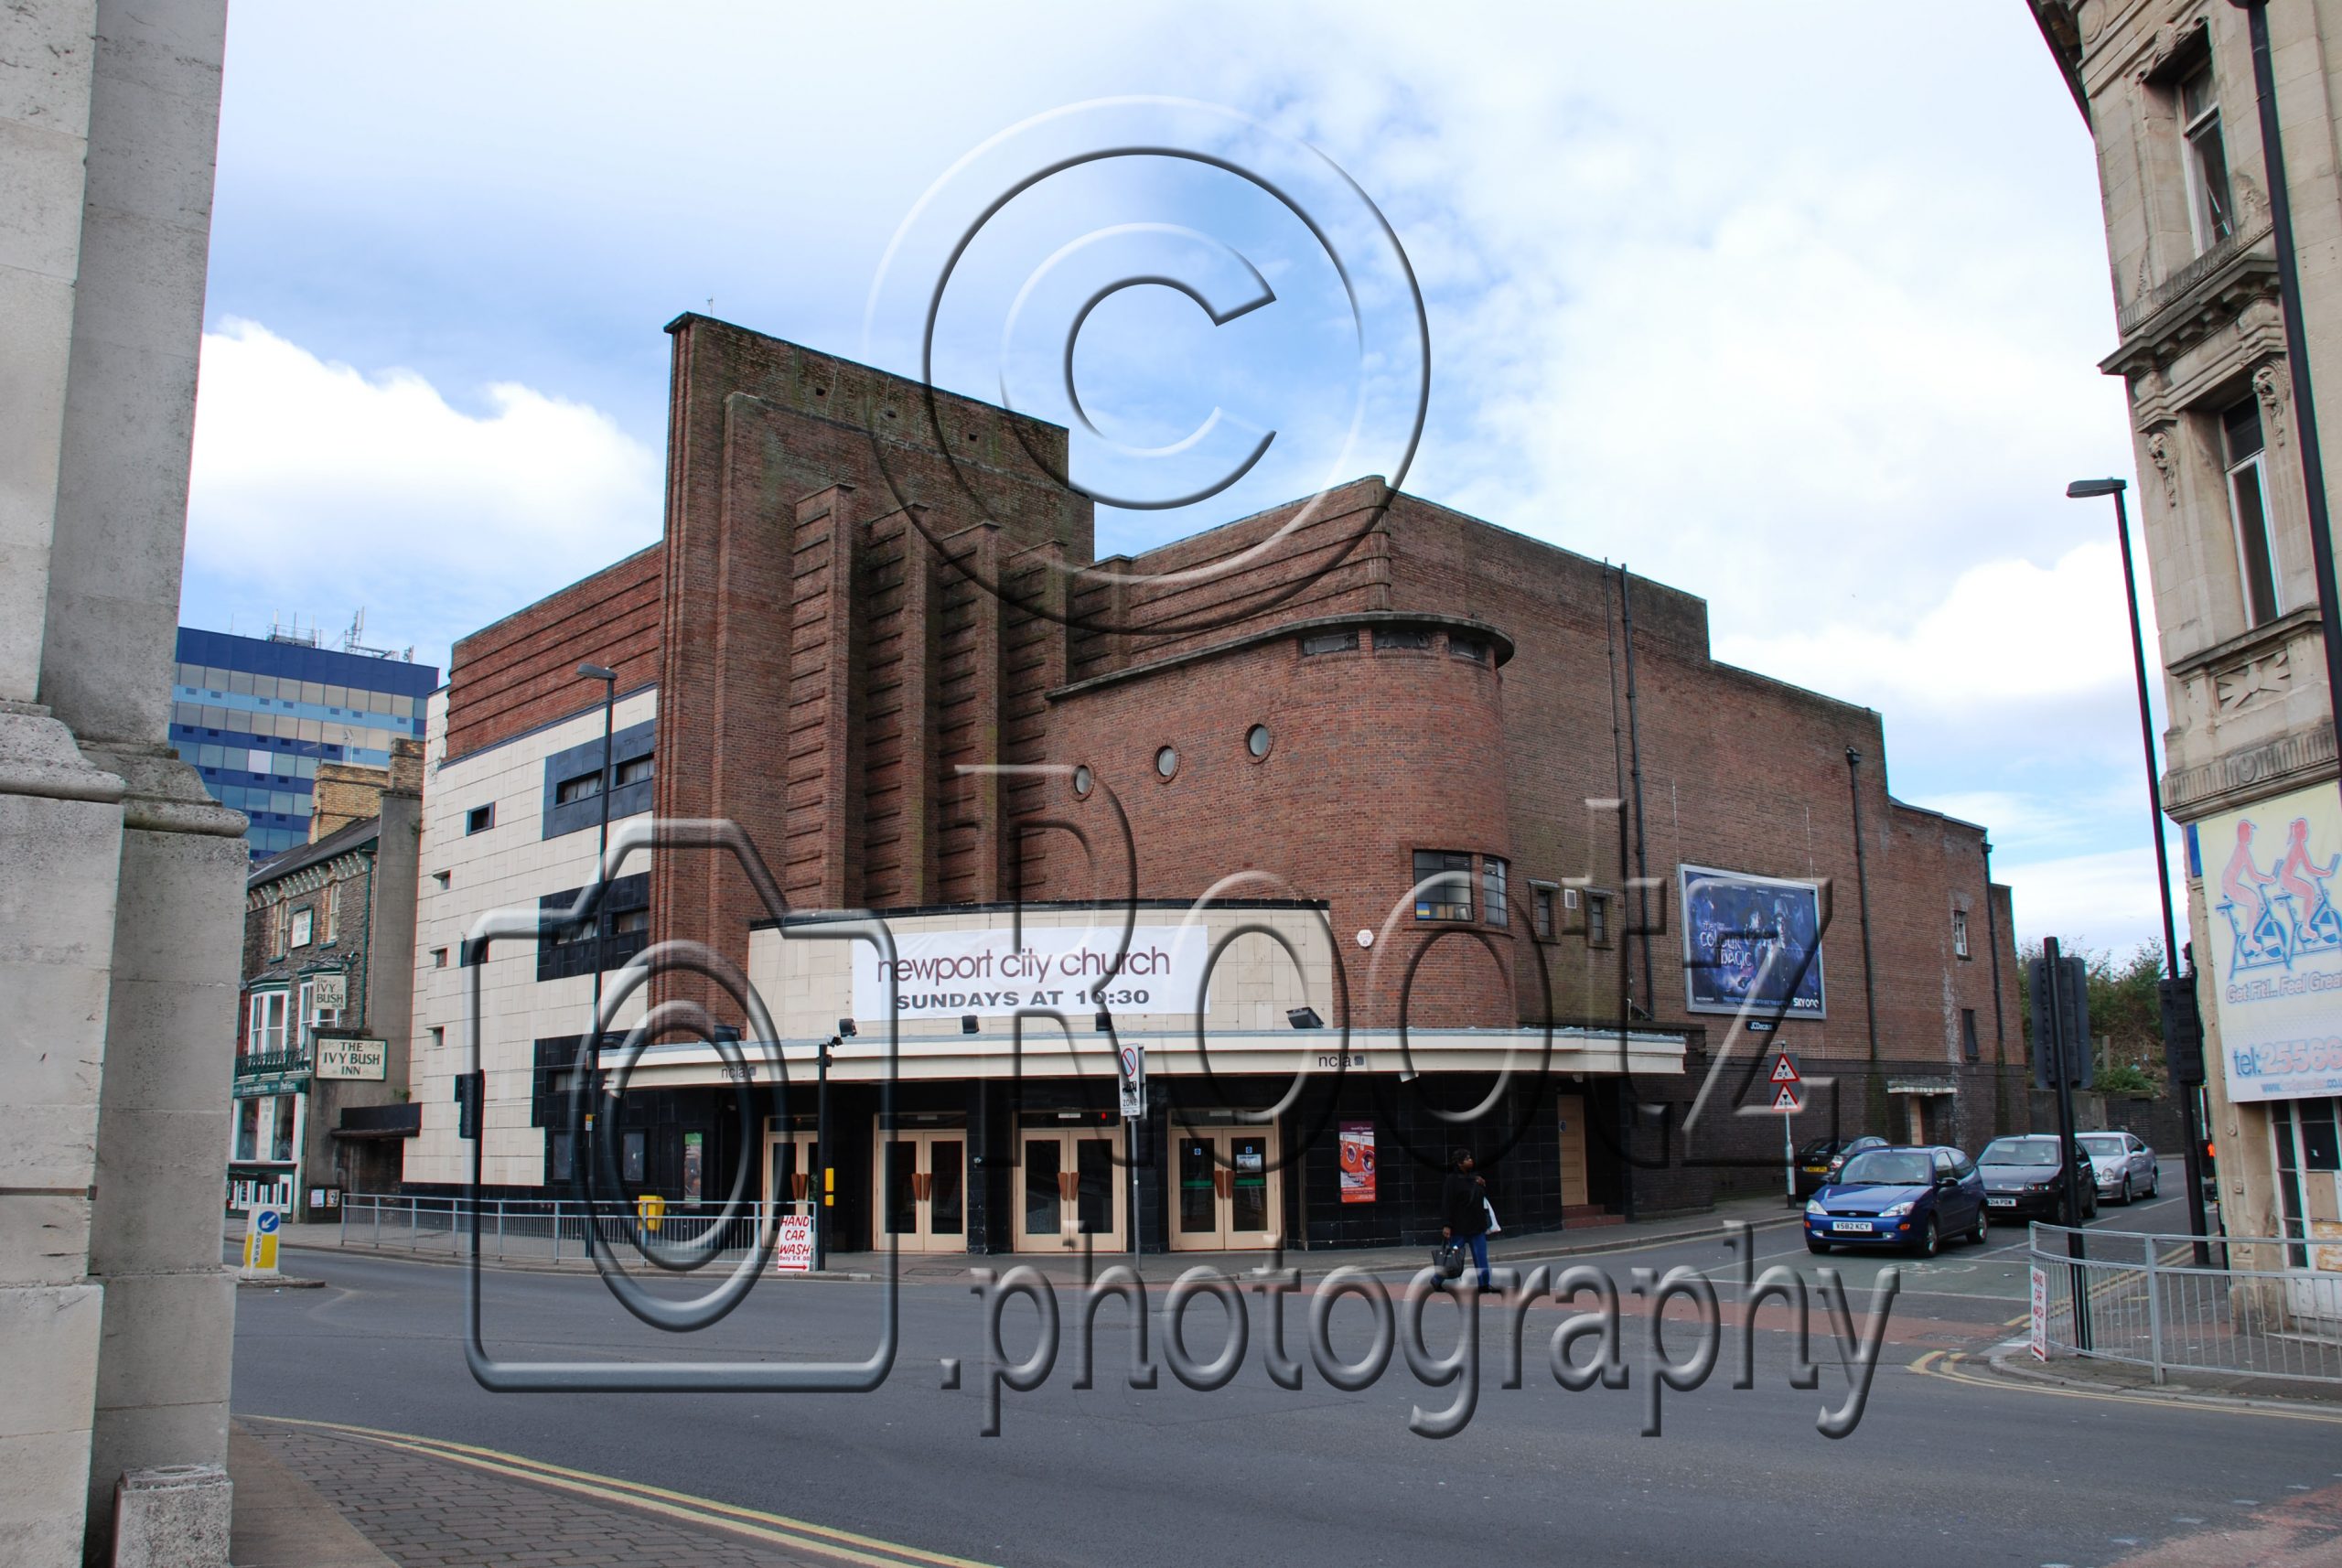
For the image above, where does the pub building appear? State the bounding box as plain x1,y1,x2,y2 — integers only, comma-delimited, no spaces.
397,317,2025,1252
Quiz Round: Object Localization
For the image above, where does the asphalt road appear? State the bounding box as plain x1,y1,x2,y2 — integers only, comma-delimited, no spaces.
232,1165,2342,1568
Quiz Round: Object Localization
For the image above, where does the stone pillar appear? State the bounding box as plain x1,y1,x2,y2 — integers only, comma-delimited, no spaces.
0,3,239,1564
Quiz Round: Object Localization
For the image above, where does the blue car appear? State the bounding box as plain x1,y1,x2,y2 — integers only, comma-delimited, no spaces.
1804,1144,1988,1258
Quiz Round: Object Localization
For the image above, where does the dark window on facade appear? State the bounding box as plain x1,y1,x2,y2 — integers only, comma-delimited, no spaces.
1372,626,1433,650
1413,850,1474,921
1961,1008,1981,1063
1952,908,1970,959
1448,637,1487,662
534,873,651,982
1586,891,1613,948
1483,856,1509,927
541,718,655,839
466,803,494,835
1532,885,1556,941
1300,629,1358,656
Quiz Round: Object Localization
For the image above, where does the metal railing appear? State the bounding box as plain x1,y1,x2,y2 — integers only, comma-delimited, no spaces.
337,1194,812,1265
2028,1222,2342,1385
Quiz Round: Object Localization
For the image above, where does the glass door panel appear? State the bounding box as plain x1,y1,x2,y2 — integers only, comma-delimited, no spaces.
1229,1134,1271,1235
1024,1138,1063,1240
1076,1139,1115,1237
1178,1138,1218,1236
929,1141,964,1236
884,1141,918,1237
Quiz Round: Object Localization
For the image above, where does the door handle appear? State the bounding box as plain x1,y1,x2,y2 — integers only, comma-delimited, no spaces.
1214,1169,1231,1200
912,1172,932,1203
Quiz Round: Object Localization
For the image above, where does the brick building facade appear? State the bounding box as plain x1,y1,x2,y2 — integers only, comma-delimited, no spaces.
402,316,2026,1252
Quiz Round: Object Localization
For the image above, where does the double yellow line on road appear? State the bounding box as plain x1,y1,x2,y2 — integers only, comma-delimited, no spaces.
1906,1351,2342,1423
245,1415,995,1568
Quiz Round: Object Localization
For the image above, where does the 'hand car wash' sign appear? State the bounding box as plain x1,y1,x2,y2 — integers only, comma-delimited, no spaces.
853,925,1209,1022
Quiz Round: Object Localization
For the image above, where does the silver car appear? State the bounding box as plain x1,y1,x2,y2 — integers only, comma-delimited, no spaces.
2079,1131,2158,1204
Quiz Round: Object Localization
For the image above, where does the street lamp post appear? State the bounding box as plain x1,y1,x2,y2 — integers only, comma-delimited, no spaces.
2066,478,2212,1262
575,662,618,1189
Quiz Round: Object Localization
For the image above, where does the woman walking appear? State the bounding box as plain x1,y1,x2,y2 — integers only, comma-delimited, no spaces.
1440,1148,1493,1290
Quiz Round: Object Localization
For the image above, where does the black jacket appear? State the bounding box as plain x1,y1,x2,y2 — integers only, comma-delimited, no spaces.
1442,1170,1488,1237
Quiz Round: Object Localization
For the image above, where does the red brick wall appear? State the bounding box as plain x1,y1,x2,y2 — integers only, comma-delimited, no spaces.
443,544,662,761
1049,623,1515,1028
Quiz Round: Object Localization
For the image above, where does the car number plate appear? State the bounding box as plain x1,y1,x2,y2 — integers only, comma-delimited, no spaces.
1803,1165,1828,1175
1832,1220,1874,1233
1987,1197,2015,1208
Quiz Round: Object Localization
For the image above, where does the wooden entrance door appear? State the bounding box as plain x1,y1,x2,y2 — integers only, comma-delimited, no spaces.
1014,1130,1125,1251
875,1127,966,1252
1556,1092,1590,1208
1169,1127,1281,1250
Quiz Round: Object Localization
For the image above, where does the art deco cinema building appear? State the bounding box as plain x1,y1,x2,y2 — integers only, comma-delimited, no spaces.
400,316,2023,1253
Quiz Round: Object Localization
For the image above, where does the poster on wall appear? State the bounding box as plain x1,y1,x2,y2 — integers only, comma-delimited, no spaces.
851,925,1211,1022
1680,865,1827,1020
1338,1122,1376,1203
2201,782,2342,1102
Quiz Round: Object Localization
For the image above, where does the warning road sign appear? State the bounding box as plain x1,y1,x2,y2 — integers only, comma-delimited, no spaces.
1769,1084,1802,1112
1768,1052,1800,1084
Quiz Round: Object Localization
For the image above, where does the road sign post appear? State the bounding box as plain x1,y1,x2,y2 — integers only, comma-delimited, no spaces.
1767,1051,1803,1199
1117,1040,1145,1256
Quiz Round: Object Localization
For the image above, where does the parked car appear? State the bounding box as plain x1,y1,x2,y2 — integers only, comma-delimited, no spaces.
1977,1134,2100,1224
1804,1144,1988,1257
2079,1131,2159,1204
1794,1134,1890,1197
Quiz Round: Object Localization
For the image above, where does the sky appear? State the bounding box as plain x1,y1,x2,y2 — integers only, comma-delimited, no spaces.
180,2,2179,959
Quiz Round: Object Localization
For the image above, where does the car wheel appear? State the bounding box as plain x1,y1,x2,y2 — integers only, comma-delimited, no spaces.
1807,1237,1831,1255
1911,1217,1939,1259
1970,1206,1989,1245
2148,1168,2159,1197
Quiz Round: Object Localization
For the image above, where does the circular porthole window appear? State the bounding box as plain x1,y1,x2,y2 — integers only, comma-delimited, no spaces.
1245,724,1272,759
1155,746,1178,779
1071,765,1093,798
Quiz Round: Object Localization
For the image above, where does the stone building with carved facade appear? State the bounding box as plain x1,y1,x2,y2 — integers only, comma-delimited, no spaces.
2034,0,2342,1281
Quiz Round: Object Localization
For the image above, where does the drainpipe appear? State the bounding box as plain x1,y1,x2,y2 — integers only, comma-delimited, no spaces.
1845,747,1884,1130
1982,839,2008,1135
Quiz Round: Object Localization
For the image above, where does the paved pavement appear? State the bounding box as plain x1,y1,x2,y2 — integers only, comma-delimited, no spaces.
224,1160,2342,1568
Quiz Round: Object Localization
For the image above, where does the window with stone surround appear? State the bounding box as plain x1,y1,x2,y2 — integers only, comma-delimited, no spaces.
2224,395,2280,626
2179,55,2234,256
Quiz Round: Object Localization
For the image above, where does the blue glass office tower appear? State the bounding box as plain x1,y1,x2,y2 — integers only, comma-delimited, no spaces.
170,628,441,861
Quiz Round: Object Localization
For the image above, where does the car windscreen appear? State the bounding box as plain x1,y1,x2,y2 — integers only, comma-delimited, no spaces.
1837,1152,1932,1187
1981,1139,2058,1166
2079,1135,2127,1156
1797,1139,1838,1160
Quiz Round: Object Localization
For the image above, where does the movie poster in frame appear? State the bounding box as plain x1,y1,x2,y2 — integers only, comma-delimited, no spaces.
1679,864,1827,1020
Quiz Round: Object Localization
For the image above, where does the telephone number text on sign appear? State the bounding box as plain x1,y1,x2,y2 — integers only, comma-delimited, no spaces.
852,926,1209,1021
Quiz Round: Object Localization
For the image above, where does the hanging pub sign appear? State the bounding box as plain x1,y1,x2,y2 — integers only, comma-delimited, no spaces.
313,1033,388,1081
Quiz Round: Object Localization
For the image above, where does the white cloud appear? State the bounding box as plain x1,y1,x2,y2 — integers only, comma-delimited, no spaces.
1712,542,2135,718
184,319,660,668
1994,844,2181,960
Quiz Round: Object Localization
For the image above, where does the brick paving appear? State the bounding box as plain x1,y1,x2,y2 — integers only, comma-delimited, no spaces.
242,1420,845,1568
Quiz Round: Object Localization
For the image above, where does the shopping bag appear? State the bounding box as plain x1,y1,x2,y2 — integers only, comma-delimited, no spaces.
1483,1198,1502,1234
1432,1240,1466,1279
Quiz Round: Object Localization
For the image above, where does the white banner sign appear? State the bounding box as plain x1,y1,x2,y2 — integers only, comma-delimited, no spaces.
2201,782,2342,1102
315,1036,388,1081
853,925,1209,1022
311,972,348,1011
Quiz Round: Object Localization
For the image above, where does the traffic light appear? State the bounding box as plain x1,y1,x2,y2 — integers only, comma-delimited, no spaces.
456,1070,484,1140
2028,952,2092,1089
2158,975,2206,1086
